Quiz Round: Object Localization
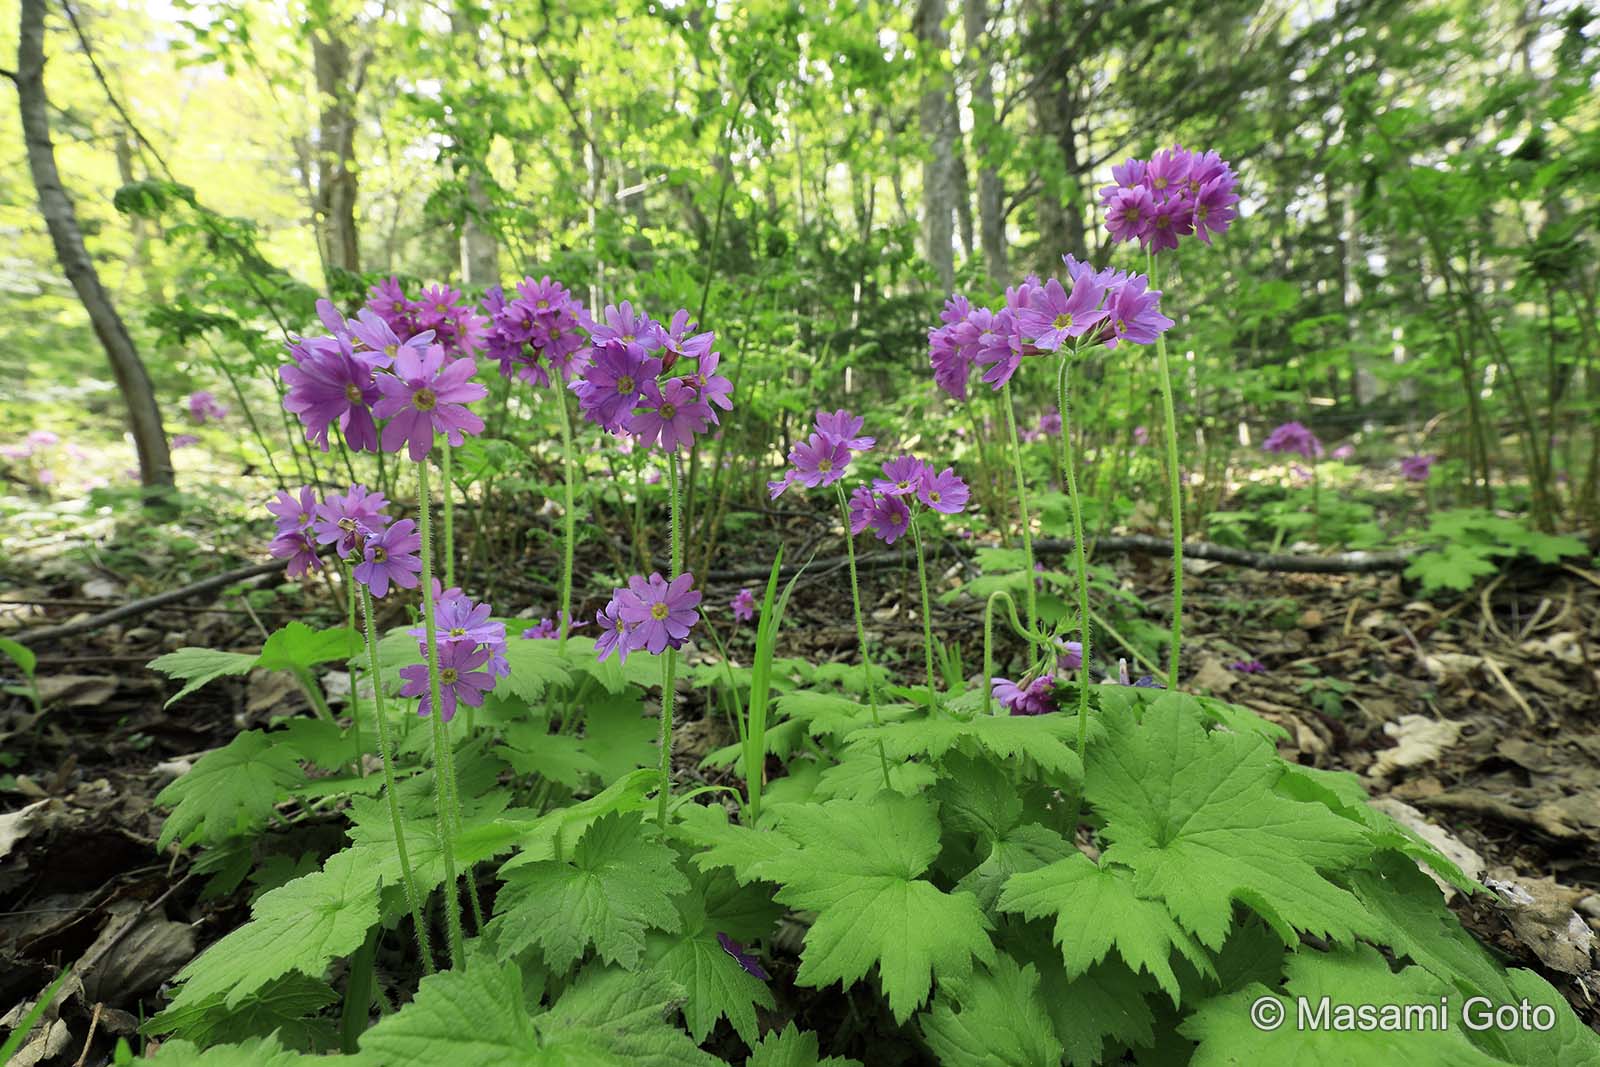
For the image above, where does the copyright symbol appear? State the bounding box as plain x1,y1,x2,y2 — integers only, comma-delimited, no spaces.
1251,996,1285,1031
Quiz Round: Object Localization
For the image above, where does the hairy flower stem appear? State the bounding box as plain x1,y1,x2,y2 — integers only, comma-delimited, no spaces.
359,585,434,974
416,460,465,970
441,444,455,590
552,379,577,650
835,484,891,789
1056,356,1093,757
1148,253,1183,690
1000,382,1040,650
655,455,683,825
343,563,363,775
909,516,939,714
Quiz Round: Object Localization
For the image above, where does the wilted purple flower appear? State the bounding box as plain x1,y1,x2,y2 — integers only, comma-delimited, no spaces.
373,346,488,460
186,391,228,424
616,572,702,654
171,433,200,450
312,484,390,554
1229,659,1267,674
1400,454,1437,481
267,486,318,535
269,529,322,578
627,379,712,453
594,598,635,663
731,588,757,623
814,409,874,451
399,639,494,722
992,676,1056,716
281,337,382,452
353,518,422,599
916,467,969,514
875,455,930,497
716,933,769,980
787,432,852,489
1262,421,1324,460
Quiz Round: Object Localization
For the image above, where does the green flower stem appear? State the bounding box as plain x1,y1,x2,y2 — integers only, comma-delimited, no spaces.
835,484,891,790
983,592,998,717
344,562,363,776
1000,382,1040,649
416,459,465,970
293,667,337,724
441,444,455,590
552,379,578,649
908,514,939,714
1055,355,1093,759
1148,252,1184,690
655,454,683,826
359,584,434,974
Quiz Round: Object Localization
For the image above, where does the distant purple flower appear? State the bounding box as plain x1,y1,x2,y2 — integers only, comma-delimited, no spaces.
814,409,874,451
312,483,390,554
1133,425,1149,447
1262,421,1324,460
171,433,200,450
716,933,769,980
1229,659,1267,674
1016,276,1108,352
399,639,494,722
731,588,757,623
522,611,587,640
788,432,852,489
627,378,712,453
594,598,634,663
1038,409,1062,436
373,345,488,460
1331,444,1356,461
269,529,321,578
1101,277,1174,348
616,572,702,654
267,486,318,535
0,443,32,461
281,337,382,452
186,391,228,424
916,467,969,514
353,518,422,598
876,455,930,497
1400,454,1437,481
993,676,1055,716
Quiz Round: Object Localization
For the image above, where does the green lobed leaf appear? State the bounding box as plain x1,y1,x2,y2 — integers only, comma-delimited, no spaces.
846,710,1096,785
918,956,1065,1067
155,730,307,850
746,1022,863,1067
148,647,258,708
144,973,337,1051
255,622,359,671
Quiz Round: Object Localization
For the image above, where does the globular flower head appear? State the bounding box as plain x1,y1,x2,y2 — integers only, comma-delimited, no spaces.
399,639,494,722
267,485,318,535
312,483,391,554
1101,145,1238,250
280,336,382,452
1262,421,1324,460
615,572,702,655
916,466,969,514
372,345,488,460
787,432,852,490
353,518,422,599
731,588,757,623
1400,454,1437,481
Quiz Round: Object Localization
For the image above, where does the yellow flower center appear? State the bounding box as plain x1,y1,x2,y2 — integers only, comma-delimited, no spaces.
1115,319,1127,333
1153,176,1168,190
449,626,466,637
413,387,438,411
660,402,677,419
345,383,363,403
818,459,832,473
372,547,388,562
1053,313,1072,330
929,491,941,503
617,375,635,394
440,667,459,685
385,343,399,357
651,602,669,620
537,299,549,308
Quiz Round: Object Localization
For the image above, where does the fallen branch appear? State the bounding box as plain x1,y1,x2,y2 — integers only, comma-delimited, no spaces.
11,559,289,645
709,535,1416,583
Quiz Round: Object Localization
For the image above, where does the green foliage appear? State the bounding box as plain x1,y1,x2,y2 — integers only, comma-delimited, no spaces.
154,730,306,849
746,1023,863,1067
919,956,1064,1067
1404,509,1588,594
149,622,357,707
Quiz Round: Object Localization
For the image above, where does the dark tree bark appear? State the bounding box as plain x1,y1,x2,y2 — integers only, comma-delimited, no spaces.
312,32,363,275
965,0,1007,285
12,0,172,491
913,0,958,292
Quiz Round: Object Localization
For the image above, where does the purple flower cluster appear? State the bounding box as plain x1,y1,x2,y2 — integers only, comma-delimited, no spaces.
400,583,509,721
521,611,588,640
594,572,703,664
1100,145,1239,251
929,256,1173,398
769,409,875,499
266,486,324,578
992,675,1058,716
571,304,732,453
1262,421,1324,460
847,456,970,546
481,276,589,387
281,295,487,460
186,390,228,424
1400,454,1438,481
365,278,486,357
268,482,423,595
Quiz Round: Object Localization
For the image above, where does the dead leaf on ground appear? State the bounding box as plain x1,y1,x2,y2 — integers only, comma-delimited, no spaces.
80,900,196,1002
1369,797,1484,900
1484,868,1597,978
1189,656,1236,695
1368,715,1463,780
0,799,58,863
34,675,117,708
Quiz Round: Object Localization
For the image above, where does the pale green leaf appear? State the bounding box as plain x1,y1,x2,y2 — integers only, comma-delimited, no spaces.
919,956,1064,1067
155,730,306,849
747,1022,863,1067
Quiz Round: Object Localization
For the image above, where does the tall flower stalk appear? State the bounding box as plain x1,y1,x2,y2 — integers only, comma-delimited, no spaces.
1056,354,1094,752
834,483,892,789
999,382,1040,647
908,514,940,712
552,379,578,649
1148,254,1183,690
655,455,683,824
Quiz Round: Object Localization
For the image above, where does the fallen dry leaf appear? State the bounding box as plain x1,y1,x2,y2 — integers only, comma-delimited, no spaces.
1369,797,1484,900
1368,715,1463,779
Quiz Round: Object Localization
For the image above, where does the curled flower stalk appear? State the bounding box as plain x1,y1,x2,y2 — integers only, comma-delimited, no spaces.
416,461,466,969
359,584,434,973
1056,354,1094,755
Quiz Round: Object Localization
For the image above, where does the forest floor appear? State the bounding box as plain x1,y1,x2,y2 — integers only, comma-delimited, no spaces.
1,498,1597,1061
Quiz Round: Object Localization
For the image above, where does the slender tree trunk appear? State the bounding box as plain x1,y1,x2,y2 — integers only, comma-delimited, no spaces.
13,0,172,492
450,6,498,285
965,0,1006,285
312,32,361,276
914,0,957,292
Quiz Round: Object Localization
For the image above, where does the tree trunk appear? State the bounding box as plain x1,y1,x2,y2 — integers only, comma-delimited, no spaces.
13,0,172,491
964,0,1006,285
312,32,361,276
914,0,957,293
450,6,499,286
